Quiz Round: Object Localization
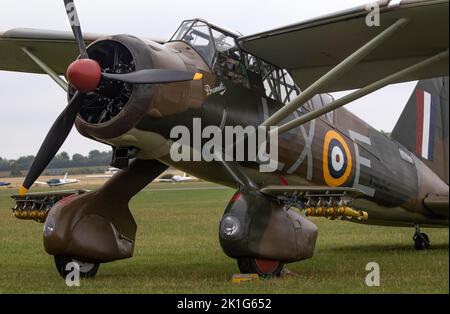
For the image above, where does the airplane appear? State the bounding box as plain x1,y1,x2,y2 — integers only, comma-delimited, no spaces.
1,0,448,279
36,173,79,187
155,173,197,183
104,167,120,176
0,181,11,187
171,173,196,183
86,167,121,179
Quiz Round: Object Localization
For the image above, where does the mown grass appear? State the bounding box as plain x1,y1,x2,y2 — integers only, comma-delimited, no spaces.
0,183,448,294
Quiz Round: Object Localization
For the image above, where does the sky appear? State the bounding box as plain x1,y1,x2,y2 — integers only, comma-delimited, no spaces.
0,0,417,159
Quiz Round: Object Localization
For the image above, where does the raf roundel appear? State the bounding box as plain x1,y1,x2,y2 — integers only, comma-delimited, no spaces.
323,130,352,186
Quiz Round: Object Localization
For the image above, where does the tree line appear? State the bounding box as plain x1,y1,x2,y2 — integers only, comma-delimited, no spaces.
0,150,113,176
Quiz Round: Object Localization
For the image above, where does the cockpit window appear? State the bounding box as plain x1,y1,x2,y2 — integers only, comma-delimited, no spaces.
210,29,247,85
211,29,238,56
183,21,215,65
172,20,194,41
169,19,300,105
171,20,215,65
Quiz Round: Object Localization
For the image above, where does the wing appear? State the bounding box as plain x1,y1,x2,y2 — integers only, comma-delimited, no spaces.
238,0,449,93
0,28,164,75
0,28,105,75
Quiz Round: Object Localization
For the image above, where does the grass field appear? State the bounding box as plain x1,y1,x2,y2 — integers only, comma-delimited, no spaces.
0,182,448,294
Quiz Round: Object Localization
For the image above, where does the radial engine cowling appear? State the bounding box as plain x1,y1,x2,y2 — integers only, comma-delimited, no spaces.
73,35,155,140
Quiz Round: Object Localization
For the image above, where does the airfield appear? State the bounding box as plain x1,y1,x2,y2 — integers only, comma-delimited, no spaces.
0,178,448,294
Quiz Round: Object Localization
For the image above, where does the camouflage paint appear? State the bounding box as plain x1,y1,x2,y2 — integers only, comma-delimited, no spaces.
59,33,447,265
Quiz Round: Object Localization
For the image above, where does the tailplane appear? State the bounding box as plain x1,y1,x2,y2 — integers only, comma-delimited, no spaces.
391,77,449,184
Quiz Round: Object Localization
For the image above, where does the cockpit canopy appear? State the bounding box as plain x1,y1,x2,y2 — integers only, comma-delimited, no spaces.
170,19,240,65
169,19,300,105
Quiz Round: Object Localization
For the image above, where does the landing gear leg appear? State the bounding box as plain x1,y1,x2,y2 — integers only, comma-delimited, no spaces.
43,159,168,280
413,224,430,250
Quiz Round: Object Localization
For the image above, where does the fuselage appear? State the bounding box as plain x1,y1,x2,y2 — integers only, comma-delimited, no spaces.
73,22,448,228
159,76,448,227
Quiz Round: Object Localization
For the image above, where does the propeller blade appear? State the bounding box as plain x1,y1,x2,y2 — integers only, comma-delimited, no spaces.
102,69,203,84
63,0,88,58
20,92,86,195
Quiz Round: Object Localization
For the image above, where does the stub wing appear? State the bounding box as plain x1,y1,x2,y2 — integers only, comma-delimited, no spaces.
238,0,449,93
260,185,367,220
260,185,364,198
11,189,88,223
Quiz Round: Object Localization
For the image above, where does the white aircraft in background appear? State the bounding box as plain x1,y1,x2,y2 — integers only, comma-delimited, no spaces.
36,173,79,187
172,173,196,182
155,173,196,183
104,167,120,176
86,167,121,179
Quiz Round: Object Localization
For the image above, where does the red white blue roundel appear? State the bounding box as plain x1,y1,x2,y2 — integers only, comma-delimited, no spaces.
323,131,352,186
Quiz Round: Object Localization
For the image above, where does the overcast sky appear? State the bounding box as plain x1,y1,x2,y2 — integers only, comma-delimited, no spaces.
0,0,416,159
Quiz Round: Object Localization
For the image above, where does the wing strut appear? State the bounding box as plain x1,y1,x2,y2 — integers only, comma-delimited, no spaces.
260,18,409,128
21,47,69,92
276,49,449,135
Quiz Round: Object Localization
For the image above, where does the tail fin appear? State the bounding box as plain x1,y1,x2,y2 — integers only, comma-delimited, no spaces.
392,77,449,184
64,172,68,181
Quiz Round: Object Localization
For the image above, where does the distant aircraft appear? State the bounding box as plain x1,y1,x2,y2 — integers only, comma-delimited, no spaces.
36,173,79,187
0,182,11,187
104,167,120,176
172,173,195,182
156,173,196,183
85,167,121,179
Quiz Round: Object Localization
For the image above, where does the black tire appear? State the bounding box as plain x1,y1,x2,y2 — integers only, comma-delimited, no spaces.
413,233,430,250
237,258,284,278
54,255,100,279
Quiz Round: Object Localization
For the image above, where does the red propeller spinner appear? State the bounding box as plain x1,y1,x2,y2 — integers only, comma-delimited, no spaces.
66,59,102,93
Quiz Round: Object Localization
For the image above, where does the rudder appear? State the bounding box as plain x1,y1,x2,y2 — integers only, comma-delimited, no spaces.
391,77,449,185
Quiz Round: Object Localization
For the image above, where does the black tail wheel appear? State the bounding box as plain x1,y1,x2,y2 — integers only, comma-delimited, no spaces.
237,258,284,278
54,255,100,279
413,233,430,250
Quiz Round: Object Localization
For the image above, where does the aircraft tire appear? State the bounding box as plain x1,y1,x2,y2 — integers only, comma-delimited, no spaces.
413,233,430,250
237,258,284,278
54,255,100,279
